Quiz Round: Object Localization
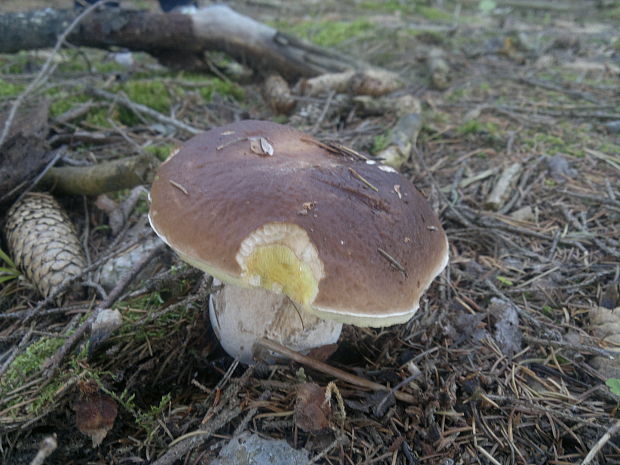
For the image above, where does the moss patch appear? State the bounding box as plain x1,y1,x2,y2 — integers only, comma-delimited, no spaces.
183,74,245,101
360,1,457,21
277,18,375,47
144,143,178,162
0,78,24,98
0,336,71,416
116,293,192,341
117,80,172,126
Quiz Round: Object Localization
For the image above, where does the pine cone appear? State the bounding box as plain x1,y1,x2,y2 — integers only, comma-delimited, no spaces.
262,74,296,115
4,193,86,299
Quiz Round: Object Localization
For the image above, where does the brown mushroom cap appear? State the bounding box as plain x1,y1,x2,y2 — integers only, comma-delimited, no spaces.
149,120,448,326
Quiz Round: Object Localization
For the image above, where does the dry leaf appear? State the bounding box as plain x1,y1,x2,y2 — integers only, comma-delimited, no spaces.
490,298,522,357
74,390,118,447
294,383,331,432
306,343,337,361
589,303,620,378
249,137,274,156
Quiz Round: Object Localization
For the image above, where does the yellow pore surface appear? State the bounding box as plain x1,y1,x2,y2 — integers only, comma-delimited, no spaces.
245,244,318,306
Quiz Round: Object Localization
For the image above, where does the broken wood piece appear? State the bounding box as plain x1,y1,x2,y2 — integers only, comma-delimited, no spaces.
38,153,159,196
299,68,403,97
376,113,423,170
262,73,296,114
354,94,421,117
459,168,496,188
427,47,450,90
0,100,52,211
485,162,523,210
99,228,161,291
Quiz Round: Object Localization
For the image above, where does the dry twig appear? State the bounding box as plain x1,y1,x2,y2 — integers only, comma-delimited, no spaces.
255,338,416,403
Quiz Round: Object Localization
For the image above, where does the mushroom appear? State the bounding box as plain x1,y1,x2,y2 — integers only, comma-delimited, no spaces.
148,120,448,363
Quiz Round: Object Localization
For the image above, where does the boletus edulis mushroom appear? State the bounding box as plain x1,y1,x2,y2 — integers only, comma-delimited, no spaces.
148,120,448,363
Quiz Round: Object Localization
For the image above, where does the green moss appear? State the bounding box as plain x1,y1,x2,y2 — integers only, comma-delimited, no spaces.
372,133,390,154
529,132,586,157
0,78,24,98
183,75,245,102
117,80,172,126
457,119,498,136
116,293,192,341
607,6,620,21
541,305,553,317
108,388,171,440
144,143,177,162
445,87,468,102
455,119,503,147
0,336,72,416
47,88,113,127
1,51,40,74
48,92,89,118
415,5,454,21
278,18,375,47
405,28,446,45
362,1,461,21
56,57,90,73
1,337,65,393
599,143,620,155
359,0,400,13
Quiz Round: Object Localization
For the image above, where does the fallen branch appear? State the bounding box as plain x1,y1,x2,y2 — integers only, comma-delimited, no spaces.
38,153,159,196
0,5,362,79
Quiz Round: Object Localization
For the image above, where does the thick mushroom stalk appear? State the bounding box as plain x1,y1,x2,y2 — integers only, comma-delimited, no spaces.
209,282,342,363
148,120,448,363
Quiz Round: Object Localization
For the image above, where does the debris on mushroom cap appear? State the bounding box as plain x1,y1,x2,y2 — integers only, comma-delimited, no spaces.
149,120,448,327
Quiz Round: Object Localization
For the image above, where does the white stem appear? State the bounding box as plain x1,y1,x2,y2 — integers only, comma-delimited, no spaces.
209,283,342,364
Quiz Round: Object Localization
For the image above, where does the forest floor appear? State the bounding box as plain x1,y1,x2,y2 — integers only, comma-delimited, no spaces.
1,1,619,464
